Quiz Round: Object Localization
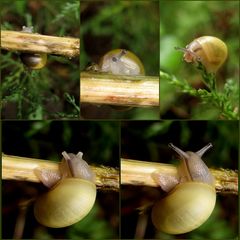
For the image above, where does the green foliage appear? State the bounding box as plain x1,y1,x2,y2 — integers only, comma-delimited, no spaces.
160,62,239,120
56,93,80,119
2,53,51,119
52,0,80,32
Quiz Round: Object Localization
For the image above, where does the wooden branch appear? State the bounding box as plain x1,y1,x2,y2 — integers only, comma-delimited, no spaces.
2,153,119,191
121,159,238,195
1,30,80,58
4,154,237,194
80,72,159,107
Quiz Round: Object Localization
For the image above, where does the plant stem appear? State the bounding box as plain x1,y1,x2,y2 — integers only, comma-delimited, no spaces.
81,72,159,107
2,153,119,191
1,30,79,58
3,154,237,194
121,158,238,195
160,70,239,119
197,61,216,90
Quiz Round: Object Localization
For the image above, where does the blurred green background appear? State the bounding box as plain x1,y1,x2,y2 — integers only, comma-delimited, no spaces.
2,120,119,239
1,0,80,119
160,1,239,119
121,120,238,239
80,1,159,120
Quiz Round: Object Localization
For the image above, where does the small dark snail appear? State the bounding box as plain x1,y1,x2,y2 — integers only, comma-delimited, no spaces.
34,151,96,228
151,143,216,234
176,36,228,73
20,26,47,69
20,53,47,69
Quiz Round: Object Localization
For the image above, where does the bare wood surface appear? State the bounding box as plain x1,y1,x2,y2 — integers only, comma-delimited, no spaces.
2,154,119,191
80,72,159,107
1,30,80,58
121,159,238,195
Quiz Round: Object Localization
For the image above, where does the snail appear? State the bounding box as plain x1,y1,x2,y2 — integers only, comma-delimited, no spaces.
34,151,96,228
87,49,145,75
151,143,216,235
176,36,228,73
87,49,145,110
20,26,47,69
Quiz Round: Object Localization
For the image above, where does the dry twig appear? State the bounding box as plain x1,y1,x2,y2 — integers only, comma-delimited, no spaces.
121,158,238,195
2,153,119,191
1,30,80,58
3,154,237,194
81,72,159,107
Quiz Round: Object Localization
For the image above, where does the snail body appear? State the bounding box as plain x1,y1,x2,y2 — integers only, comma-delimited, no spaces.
20,26,47,69
99,49,145,75
34,151,96,228
151,143,216,235
88,49,145,75
176,36,227,73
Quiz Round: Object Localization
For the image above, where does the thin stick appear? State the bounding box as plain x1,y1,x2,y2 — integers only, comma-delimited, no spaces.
1,30,80,58
13,200,29,239
80,72,159,107
121,159,238,195
2,153,119,191
3,154,237,194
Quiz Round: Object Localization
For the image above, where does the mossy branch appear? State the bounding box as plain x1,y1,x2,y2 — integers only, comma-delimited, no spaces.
2,153,119,191
81,72,159,107
1,30,80,58
121,158,238,195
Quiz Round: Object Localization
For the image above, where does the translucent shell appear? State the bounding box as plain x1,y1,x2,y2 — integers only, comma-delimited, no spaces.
183,36,228,73
20,53,47,69
34,178,96,228
151,182,216,234
98,49,145,75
